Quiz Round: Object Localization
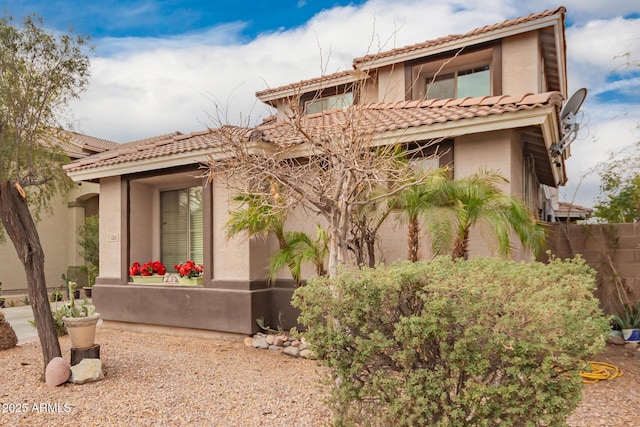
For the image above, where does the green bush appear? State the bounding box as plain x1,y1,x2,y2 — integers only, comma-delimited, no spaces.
293,256,609,427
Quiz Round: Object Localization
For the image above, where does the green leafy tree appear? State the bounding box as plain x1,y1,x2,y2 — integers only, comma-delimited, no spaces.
592,141,640,223
0,15,90,372
427,168,546,259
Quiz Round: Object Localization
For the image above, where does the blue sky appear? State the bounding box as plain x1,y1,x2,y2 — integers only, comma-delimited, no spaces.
3,1,640,208
6,1,368,40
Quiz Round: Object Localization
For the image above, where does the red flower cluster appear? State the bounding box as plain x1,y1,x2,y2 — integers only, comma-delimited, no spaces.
129,260,166,277
174,260,203,278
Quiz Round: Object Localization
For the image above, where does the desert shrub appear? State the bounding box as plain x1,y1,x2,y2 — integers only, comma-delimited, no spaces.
293,256,609,427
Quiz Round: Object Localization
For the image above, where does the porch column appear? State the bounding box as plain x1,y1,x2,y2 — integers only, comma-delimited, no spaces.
96,176,129,285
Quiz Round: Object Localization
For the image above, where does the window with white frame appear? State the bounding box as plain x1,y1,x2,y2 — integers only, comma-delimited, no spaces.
160,186,203,270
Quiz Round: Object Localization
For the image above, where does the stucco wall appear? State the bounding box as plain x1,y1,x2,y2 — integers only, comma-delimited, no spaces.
501,32,541,95
376,65,406,103
212,181,253,281
98,176,126,280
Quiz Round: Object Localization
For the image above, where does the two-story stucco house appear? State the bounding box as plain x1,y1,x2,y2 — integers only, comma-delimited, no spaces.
0,130,116,297
63,7,573,334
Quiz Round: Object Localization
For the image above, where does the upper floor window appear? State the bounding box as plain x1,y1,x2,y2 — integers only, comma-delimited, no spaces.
305,92,353,115
426,65,490,99
409,46,500,101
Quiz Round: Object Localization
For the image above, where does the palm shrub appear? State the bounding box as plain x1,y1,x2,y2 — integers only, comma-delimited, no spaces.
77,214,99,286
293,256,609,426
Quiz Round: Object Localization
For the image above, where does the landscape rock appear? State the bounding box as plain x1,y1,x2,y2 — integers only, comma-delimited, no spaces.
0,310,18,351
623,342,639,351
70,358,104,384
45,357,71,387
300,349,314,359
248,331,315,359
283,346,300,357
252,337,269,349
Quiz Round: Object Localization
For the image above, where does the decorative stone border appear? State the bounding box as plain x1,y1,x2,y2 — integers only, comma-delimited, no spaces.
244,332,316,359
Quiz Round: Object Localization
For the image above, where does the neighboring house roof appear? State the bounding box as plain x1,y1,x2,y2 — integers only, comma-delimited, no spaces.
554,201,593,220
256,7,567,103
47,129,118,159
65,92,563,185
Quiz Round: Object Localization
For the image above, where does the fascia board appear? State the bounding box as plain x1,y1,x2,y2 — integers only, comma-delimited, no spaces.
356,15,563,71
369,106,557,145
65,149,218,182
65,141,278,182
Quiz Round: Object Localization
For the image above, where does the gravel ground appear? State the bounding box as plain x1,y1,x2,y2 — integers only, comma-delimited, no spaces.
0,325,638,427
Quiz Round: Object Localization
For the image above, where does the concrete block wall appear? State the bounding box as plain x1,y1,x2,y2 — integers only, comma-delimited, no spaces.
545,223,640,315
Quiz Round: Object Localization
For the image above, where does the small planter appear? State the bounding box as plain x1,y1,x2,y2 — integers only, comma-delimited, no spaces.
63,313,100,349
83,287,93,298
178,276,203,286
131,275,164,284
621,328,640,343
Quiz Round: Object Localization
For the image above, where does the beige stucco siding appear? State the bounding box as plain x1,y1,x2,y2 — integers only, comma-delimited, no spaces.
376,65,406,103
502,32,542,95
211,182,253,281
99,176,126,279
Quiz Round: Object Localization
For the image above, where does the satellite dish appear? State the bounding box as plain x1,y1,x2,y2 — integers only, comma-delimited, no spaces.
560,88,587,123
549,88,587,161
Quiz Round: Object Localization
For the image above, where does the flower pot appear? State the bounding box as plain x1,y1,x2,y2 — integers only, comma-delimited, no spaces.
178,276,203,286
83,287,93,298
131,275,164,284
621,328,640,343
63,313,100,349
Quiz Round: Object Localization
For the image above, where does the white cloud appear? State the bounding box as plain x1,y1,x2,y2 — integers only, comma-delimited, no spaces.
68,0,640,207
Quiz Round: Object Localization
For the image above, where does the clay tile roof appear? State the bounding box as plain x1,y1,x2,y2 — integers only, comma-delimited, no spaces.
253,91,564,146
555,201,593,218
354,7,566,66
65,91,564,175
256,69,359,99
63,128,243,173
45,129,118,159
